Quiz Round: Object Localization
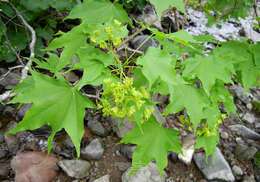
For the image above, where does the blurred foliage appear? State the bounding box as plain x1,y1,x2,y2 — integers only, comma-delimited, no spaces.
0,0,78,63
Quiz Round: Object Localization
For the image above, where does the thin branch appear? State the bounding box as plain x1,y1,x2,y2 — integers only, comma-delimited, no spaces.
173,8,180,31
253,0,260,28
0,65,24,82
0,2,36,102
9,2,36,80
0,17,24,65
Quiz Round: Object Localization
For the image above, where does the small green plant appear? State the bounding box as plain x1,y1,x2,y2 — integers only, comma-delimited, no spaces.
4,0,260,177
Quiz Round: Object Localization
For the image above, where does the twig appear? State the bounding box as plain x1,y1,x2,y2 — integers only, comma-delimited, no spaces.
0,65,24,82
9,2,36,79
253,0,260,28
0,2,36,102
173,8,180,31
82,93,100,100
0,17,24,66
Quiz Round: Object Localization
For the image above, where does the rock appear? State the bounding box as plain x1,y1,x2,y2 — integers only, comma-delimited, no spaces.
152,105,166,124
3,106,15,117
0,68,20,90
0,149,8,159
122,162,166,182
229,85,251,105
93,175,110,182
178,134,195,165
221,132,229,140
193,148,235,182
242,175,256,182
169,152,178,163
232,165,243,176
235,137,245,145
109,117,135,138
234,144,257,161
11,152,59,182
58,159,91,179
4,134,19,154
131,3,163,31
130,35,158,52
161,12,188,33
229,124,260,140
0,164,9,178
116,162,131,172
87,118,109,137
240,17,260,42
17,104,31,120
0,134,4,143
0,103,4,113
81,138,104,160
242,113,256,124
120,144,136,159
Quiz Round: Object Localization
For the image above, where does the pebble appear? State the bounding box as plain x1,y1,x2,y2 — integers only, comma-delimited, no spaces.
92,175,110,182
87,118,109,137
0,149,8,159
116,162,131,172
193,148,235,182
234,144,257,161
122,162,166,182
242,112,256,124
220,132,229,140
81,138,104,160
4,134,19,154
232,165,243,176
119,144,136,159
0,166,9,178
58,159,91,179
229,124,260,140
130,35,158,52
108,117,135,138
17,104,31,120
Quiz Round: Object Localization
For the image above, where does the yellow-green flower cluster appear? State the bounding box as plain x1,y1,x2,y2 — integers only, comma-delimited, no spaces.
98,77,153,123
89,19,127,48
197,114,226,137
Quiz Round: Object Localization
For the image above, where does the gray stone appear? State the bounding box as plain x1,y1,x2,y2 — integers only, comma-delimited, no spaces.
131,3,163,32
109,117,135,138
116,162,131,172
120,144,136,159
152,105,166,124
5,135,19,154
17,104,31,120
232,165,243,176
58,159,91,179
122,162,166,182
221,132,229,140
235,137,245,145
193,148,235,182
242,175,256,182
242,113,256,124
131,35,158,52
234,144,257,161
229,124,260,140
0,149,8,159
87,119,109,137
81,138,104,160
169,152,178,163
0,134,4,143
93,175,110,182
0,68,20,90
3,106,15,117
229,85,251,104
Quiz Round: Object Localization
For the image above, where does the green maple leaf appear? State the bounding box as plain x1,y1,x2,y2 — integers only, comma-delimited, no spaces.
136,47,184,90
72,46,115,90
120,116,181,178
66,0,130,24
29,53,60,75
6,70,96,156
183,54,235,94
165,84,209,129
195,135,219,160
149,0,185,18
210,81,236,115
44,23,88,71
